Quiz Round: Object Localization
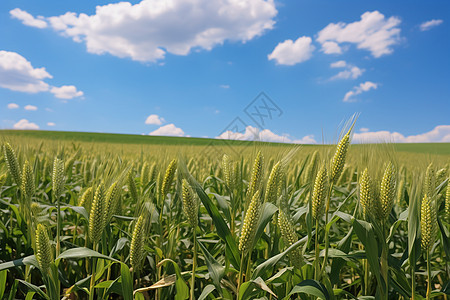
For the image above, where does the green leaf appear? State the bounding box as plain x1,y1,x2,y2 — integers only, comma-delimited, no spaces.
197,240,224,294
252,234,308,279
0,270,7,298
157,259,189,300
0,255,38,271
251,202,278,251
288,279,330,300
198,284,216,300
120,263,133,300
191,179,240,269
17,280,50,300
25,292,36,300
56,247,118,262
352,219,383,293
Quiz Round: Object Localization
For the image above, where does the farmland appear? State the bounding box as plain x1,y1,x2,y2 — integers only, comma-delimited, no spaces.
0,129,449,299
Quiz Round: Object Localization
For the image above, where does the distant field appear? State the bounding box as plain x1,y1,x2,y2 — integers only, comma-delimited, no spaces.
1,130,449,155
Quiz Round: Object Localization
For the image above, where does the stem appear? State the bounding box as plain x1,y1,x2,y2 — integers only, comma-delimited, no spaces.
190,232,197,300
320,184,333,276
380,222,388,300
56,196,61,257
426,250,431,300
89,242,97,300
237,251,245,297
314,218,320,280
364,258,369,295
411,265,415,300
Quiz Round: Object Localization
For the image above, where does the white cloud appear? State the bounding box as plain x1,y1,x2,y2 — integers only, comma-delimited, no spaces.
0,50,52,93
145,114,165,125
220,84,230,89
215,125,316,144
268,36,315,65
47,122,56,126
321,41,342,54
420,19,443,31
359,127,370,132
19,0,277,63
50,85,83,99
0,51,83,99
10,8,48,29
149,123,184,136
353,125,450,143
13,119,39,130
343,81,378,102
330,60,364,80
317,11,401,58
292,135,317,144
7,103,19,109
330,60,347,68
24,104,37,111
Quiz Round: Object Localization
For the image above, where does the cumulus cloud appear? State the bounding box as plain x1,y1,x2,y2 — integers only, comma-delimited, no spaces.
13,119,39,129
0,50,52,93
145,114,165,125
24,104,37,111
268,36,315,65
50,85,84,99
0,50,83,99
343,81,378,102
149,123,184,136
330,60,347,68
47,122,56,126
330,61,364,80
16,0,277,63
216,125,317,144
320,41,342,54
317,11,401,58
353,125,450,143
420,19,443,31
10,8,48,29
7,103,19,109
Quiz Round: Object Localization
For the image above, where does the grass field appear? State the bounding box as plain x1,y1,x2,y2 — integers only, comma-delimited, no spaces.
0,129,449,299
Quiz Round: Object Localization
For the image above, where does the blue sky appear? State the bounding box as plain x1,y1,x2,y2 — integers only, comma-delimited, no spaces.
1,0,449,143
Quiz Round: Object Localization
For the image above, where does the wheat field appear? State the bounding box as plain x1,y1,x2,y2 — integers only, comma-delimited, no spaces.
0,129,449,300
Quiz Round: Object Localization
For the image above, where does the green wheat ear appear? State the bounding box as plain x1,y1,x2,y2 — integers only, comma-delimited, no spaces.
52,157,65,200
312,165,328,220
379,162,396,222
0,173,7,188
79,187,94,209
3,143,22,185
128,170,138,202
330,133,350,184
182,179,198,228
161,159,177,198
89,183,106,244
247,151,264,200
278,209,303,269
130,215,146,271
359,168,373,219
36,224,53,273
239,190,261,254
104,181,121,224
141,162,149,187
421,194,437,251
424,163,435,197
265,161,282,204
21,160,35,200
222,154,232,190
